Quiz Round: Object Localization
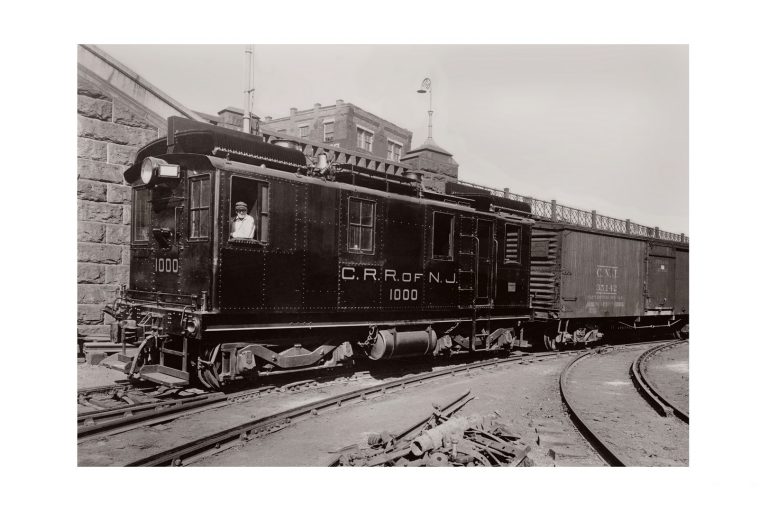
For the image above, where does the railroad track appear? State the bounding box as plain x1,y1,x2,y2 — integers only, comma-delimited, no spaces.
630,340,689,423
123,349,588,466
77,377,363,442
559,340,688,466
77,349,564,443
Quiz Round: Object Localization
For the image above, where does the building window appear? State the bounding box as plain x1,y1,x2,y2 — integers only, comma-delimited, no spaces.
230,176,269,243
323,120,334,142
504,224,521,263
387,140,403,162
188,176,211,240
298,125,309,138
348,197,375,253
356,127,373,152
132,187,151,242
432,212,454,259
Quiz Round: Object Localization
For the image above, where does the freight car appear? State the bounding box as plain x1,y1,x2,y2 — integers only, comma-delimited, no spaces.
446,181,689,350
104,117,537,389
527,223,689,349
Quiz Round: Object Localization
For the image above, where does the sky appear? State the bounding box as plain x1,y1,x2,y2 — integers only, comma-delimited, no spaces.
98,44,688,234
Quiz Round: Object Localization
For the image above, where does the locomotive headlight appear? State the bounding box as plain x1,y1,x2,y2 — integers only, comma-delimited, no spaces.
140,157,181,185
140,157,155,184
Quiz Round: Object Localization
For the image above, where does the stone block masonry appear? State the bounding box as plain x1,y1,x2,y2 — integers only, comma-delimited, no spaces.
76,71,164,338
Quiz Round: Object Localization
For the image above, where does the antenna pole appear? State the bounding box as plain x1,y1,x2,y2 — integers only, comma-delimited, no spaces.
243,45,254,133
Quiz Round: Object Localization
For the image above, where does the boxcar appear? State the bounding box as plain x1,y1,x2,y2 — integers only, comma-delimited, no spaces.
528,222,689,348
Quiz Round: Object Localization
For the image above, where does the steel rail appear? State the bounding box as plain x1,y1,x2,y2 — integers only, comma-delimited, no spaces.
125,350,581,466
631,340,689,423
78,393,227,440
77,385,288,442
78,392,220,422
559,351,631,467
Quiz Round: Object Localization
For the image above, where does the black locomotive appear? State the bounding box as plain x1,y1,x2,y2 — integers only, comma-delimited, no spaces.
105,117,539,389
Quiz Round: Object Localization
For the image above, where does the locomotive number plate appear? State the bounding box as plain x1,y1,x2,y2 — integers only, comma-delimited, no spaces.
155,257,179,273
388,288,418,301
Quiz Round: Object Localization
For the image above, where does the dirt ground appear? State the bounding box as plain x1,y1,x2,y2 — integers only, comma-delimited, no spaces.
77,361,129,389
564,346,689,466
193,355,604,467
645,341,689,413
78,346,689,467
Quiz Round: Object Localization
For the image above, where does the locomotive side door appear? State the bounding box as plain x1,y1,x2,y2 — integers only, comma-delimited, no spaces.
457,216,496,308
475,218,495,307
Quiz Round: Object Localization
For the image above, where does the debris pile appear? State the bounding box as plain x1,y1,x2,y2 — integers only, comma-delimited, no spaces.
336,407,531,467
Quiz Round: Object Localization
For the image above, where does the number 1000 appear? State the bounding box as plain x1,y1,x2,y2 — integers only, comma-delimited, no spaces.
389,288,418,301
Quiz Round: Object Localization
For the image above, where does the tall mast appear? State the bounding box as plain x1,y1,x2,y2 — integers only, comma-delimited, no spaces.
243,45,254,133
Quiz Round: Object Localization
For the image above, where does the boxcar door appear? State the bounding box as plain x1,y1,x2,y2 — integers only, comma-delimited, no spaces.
647,255,676,310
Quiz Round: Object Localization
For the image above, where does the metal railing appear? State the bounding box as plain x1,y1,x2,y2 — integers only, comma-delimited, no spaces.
457,180,688,245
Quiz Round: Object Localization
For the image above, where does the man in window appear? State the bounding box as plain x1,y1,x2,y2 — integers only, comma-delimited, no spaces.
231,201,255,239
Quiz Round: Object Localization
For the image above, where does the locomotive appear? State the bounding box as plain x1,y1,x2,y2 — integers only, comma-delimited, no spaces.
105,117,538,389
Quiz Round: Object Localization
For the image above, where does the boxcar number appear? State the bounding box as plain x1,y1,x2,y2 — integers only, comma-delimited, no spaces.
155,258,179,273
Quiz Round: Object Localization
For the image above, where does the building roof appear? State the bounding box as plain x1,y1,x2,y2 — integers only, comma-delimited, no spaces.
406,137,453,157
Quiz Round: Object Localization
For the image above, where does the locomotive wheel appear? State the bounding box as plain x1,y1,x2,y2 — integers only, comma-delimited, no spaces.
543,335,554,351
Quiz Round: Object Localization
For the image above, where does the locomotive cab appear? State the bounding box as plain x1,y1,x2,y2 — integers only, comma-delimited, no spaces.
106,117,535,390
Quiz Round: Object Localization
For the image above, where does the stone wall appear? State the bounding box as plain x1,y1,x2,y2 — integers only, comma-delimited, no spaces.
76,71,164,338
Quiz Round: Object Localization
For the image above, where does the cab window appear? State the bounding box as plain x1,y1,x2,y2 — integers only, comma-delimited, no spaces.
230,176,269,243
432,211,454,260
188,176,210,240
348,197,375,254
132,187,151,243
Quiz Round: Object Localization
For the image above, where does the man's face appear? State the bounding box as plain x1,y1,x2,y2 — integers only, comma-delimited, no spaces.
236,208,246,219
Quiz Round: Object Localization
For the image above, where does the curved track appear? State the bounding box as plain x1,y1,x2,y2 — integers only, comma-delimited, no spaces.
559,342,688,466
631,340,689,422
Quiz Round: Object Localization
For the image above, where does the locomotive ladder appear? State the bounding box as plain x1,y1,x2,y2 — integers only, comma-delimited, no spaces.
457,215,493,351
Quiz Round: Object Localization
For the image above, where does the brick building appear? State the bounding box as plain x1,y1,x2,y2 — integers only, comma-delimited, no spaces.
77,45,202,339
210,101,413,164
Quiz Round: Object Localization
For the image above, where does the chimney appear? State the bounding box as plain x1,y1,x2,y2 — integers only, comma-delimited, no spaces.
336,99,344,106
314,103,321,110
290,107,297,116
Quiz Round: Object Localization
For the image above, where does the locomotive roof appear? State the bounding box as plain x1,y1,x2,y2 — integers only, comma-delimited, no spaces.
127,117,534,220
204,155,501,216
